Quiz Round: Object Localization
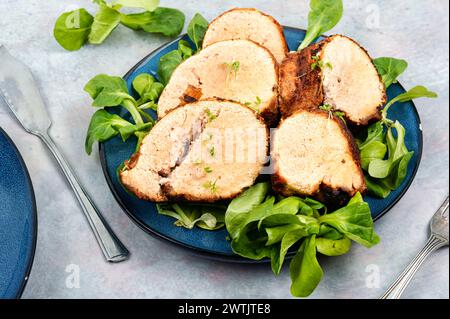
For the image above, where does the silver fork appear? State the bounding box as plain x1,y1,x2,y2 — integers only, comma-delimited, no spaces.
380,196,449,299
0,45,129,262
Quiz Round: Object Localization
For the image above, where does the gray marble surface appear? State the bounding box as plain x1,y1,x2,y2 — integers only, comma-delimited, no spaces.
0,0,448,299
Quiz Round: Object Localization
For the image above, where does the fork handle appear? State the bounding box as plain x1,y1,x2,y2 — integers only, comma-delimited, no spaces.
380,234,446,299
38,131,129,262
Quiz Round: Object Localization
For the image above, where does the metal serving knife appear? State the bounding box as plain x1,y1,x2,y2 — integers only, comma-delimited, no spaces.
0,45,129,262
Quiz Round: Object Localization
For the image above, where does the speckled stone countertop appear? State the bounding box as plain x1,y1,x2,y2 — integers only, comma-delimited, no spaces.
0,0,448,299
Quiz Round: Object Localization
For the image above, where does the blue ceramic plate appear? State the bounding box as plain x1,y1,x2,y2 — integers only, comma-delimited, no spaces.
0,128,37,298
99,27,422,261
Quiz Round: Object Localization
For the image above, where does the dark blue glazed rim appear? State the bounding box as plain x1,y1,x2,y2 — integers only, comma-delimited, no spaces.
99,27,423,262
0,127,38,298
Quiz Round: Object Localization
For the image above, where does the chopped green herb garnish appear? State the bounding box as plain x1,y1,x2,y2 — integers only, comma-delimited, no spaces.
202,180,217,193
311,55,332,70
202,132,213,145
311,55,320,70
334,111,347,125
243,96,262,112
320,104,346,124
224,60,240,82
194,159,202,165
209,146,215,157
319,104,332,111
204,166,213,173
204,108,217,122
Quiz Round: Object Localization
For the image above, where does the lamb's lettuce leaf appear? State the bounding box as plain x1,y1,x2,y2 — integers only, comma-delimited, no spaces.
187,13,209,50
373,57,408,89
290,235,323,297
53,9,94,51
223,187,379,297
157,203,226,230
298,0,343,50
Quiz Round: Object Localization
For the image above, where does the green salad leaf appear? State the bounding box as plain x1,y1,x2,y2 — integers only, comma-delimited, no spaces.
119,11,151,30
373,57,408,89
271,229,308,274
90,87,134,108
357,122,384,149
115,0,159,12
84,74,142,125
157,203,226,230
53,9,94,51
132,73,155,97
85,109,133,154
187,13,209,50
178,40,194,59
231,228,273,261
319,203,380,248
84,74,129,99
364,175,391,199
118,122,153,141
121,7,185,37
360,140,387,170
359,121,414,198
132,73,164,106
229,196,276,241
225,182,270,236
156,14,207,85
316,236,351,256
157,49,183,85
54,1,186,51
84,73,163,154
224,186,379,297
290,235,323,297
367,121,408,179
88,3,121,44
265,225,305,246
358,124,386,172
382,85,438,119
318,224,343,240
298,0,343,50
357,83,437,198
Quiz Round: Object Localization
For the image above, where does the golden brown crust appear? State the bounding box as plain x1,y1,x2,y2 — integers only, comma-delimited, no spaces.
124,152,140,170
259,98,280,127
253,41,280,126
120,135,168,202
204,7,289,58
260,62,280,127
279,35,387,126
124,181,168,202
161,183,245,203
279,41,325,118
120,152,168,202
271,109,366,205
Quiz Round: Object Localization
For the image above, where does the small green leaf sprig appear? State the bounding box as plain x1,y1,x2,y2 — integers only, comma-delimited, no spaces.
54,0,185,51
359,58,438,198
84,73,163,154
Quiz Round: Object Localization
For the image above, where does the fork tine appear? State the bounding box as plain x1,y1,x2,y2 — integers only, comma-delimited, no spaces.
437,197,449,217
